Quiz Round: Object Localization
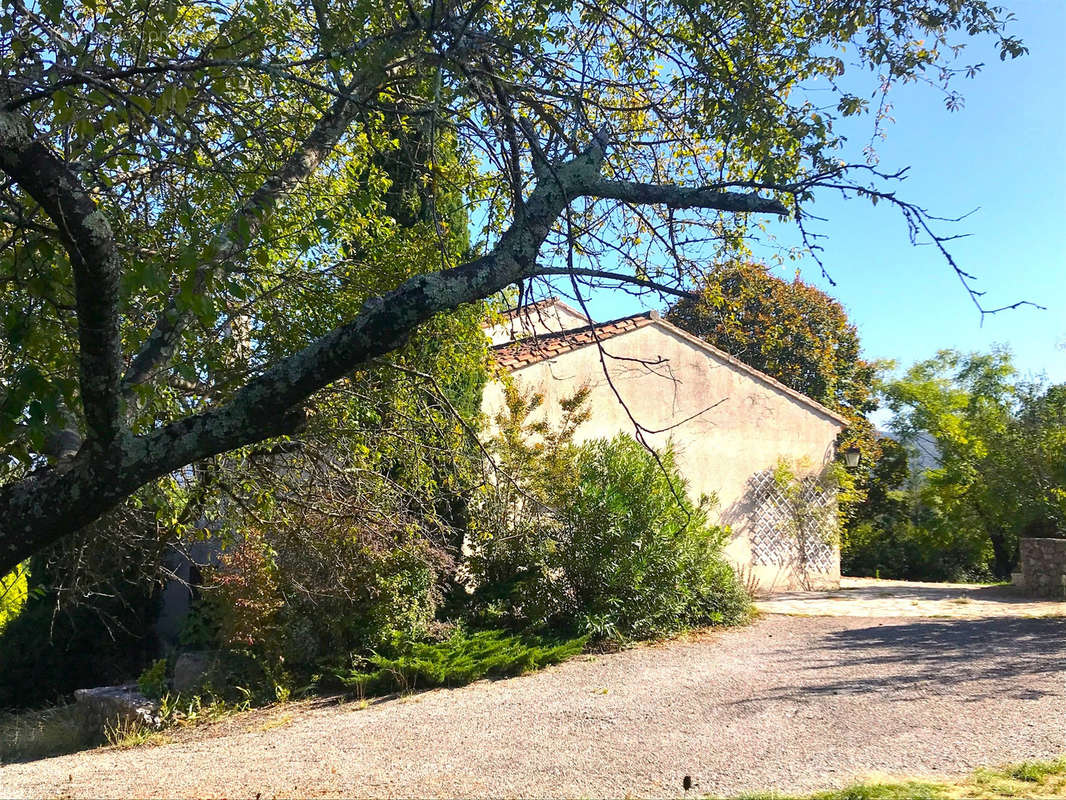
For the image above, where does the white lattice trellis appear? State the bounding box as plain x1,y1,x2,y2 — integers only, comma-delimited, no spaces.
748,470,837,574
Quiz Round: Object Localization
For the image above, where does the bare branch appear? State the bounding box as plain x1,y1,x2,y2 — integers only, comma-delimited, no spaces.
534,267,696,299
588,179,789,215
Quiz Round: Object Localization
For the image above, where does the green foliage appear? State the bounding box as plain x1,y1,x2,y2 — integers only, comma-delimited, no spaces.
557,436,751,639
137,659,169,701
192,520,442,691
0,563,28,633
0,0,1028,477
843,518,993,583
332,629,586,696
472,389,749,640
849,349,1066,580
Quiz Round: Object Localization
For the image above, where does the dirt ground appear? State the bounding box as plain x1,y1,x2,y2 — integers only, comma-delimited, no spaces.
2,593,1063,799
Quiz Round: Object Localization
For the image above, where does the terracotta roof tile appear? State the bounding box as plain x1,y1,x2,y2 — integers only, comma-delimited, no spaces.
492,312,658,369
492,310,849,427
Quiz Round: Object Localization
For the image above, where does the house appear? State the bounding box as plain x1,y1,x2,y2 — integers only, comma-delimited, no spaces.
483,298,849,592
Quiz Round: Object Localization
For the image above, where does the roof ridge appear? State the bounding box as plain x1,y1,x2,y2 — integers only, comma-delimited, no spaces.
648,317,850,426
495,296,592,323
492,310,849,427
491,309,657,351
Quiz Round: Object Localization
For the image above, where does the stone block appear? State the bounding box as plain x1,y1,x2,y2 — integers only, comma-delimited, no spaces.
74,684,161,730
1018,538,1066,599
173,650,222,693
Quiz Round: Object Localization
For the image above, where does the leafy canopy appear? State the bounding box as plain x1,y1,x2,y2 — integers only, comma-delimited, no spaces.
880,349,1066,578
0,0,1028,571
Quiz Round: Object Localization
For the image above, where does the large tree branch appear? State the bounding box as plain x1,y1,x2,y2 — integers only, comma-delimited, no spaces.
0,128,792,575
0,112,124,443
119,48,406,393
587,179,789,215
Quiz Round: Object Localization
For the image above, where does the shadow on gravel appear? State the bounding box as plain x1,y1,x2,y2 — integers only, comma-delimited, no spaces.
749,617,1066,703
826,583,1044,604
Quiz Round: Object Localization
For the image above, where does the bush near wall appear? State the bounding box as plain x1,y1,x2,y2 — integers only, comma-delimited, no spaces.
471,434,751,640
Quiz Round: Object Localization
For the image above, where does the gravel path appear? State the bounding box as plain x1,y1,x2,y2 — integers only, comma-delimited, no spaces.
756,577,1066,618
3,613,1064,799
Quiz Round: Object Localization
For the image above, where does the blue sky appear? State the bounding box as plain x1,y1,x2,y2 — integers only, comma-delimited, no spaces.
572,1,1065,390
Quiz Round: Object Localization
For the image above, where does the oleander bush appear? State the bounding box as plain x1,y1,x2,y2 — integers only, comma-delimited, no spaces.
470,398,751,640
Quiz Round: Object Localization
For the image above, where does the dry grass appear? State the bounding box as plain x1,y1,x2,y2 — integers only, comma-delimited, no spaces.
0,704,104,763
253,711,294,732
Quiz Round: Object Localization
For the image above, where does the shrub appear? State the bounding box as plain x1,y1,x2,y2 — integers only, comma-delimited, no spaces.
332,628,585,695
472,433,750,639
560,436,750,637
269,522,441,665
843,518,995,583
137,659,169,701
191,520,442,693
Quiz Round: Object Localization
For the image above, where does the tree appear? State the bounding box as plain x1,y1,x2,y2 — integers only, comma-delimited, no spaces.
882,349,1066,578
666,260,878,449
0,0,1028,574
665,260,882,542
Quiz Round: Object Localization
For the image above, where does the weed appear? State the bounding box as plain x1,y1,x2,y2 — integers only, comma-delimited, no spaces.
256,712,294,732
1006,758,1066,782
103,716,169,749
723,756,1066,799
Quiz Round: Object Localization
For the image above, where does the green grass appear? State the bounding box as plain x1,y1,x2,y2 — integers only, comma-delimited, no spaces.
722,757,1066,799
334,628,587,696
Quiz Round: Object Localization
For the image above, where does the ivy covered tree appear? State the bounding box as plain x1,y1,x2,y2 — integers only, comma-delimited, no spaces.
0,0,1028,573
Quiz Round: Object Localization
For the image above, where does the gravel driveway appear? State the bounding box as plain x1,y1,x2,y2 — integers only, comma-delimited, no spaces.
3,610,1064,799
756,577,1066,618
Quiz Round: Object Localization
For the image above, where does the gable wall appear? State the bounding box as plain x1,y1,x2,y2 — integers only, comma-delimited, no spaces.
483,323,845,591
483,303,592,345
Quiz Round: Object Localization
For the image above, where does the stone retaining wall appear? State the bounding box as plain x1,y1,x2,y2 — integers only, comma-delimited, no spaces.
1019,538,1066,598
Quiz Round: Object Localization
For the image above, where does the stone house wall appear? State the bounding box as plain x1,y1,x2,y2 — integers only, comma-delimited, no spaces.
1019,538,1066,598
484,316,848,592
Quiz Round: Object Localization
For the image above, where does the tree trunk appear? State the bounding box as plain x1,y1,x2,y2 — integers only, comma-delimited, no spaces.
988,529,1015,580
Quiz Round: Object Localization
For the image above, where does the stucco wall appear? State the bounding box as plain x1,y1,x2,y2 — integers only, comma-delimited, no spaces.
483,321,846,592
1019,538,1066,598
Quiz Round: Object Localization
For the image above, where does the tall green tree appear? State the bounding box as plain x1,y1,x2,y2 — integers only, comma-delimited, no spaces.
882,349,1066,578
666,260,880,460
0,0,1028,573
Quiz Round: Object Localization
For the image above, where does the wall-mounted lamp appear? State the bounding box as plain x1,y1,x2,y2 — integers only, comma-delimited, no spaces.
843,446,861,469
